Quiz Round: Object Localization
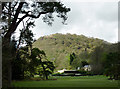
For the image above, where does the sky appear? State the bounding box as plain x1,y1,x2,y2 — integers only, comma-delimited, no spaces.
16,1,118,43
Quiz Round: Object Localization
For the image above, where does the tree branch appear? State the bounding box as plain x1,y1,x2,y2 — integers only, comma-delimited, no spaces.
16,20,25,52
16,11,50,27
4,2,24,39
2,11,12,16
16,14,28,27
27,11,49,18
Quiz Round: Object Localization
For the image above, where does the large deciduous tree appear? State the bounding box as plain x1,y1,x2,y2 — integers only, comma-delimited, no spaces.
104,52,120,80
90,46,105,74
1,1,70,87
2,1,70,43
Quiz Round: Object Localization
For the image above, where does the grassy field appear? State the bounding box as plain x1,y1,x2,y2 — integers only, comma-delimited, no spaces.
12,75,119,88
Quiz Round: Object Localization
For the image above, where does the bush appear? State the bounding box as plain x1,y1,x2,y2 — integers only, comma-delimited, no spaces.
24,71,31,79
86,71,94,76
78,70,87,75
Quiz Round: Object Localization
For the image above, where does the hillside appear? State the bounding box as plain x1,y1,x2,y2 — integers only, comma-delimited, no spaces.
32,33,110,70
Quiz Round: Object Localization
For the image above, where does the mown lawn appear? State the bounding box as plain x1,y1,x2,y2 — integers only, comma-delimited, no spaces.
12,75,119,88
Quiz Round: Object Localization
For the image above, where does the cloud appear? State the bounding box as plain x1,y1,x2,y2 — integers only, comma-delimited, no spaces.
15,2,118,43
57,2,118,43
95,3,118,22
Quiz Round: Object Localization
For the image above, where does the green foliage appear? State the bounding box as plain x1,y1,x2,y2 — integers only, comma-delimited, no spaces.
12,54,25,80
33,33,105,70
42,61,55,76
104,52,120,80
29,48,55,79
12,46,30,80
33,33,119,79
12,47,55,80
81,61,89,67
78,69,87,75
90,45,108,74
19,21,34,47
24,71,31,79
31,48,46,58
90,43,119,75
70,52,76,65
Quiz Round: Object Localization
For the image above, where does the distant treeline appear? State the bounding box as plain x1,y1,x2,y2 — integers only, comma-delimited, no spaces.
33,33,120,80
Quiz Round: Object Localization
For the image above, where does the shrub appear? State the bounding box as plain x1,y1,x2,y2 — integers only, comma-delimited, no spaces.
78,70,87,75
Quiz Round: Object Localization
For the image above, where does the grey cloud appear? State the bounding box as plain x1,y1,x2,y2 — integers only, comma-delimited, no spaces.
30,2,118,43
96,2,118,22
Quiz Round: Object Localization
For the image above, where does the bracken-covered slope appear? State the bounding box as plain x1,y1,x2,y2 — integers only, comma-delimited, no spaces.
32,33,110,70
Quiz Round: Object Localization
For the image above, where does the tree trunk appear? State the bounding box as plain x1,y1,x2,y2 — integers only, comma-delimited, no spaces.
4,2,24,40
2,40,12,87
38,55,48,80
2,37,15,87
8,62,12,86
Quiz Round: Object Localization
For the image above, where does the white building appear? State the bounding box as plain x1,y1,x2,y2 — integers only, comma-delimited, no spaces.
57,69,66,73
83,65,91,71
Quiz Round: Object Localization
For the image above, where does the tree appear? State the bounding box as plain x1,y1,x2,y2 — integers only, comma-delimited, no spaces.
104,52,120,80
90,46,105,74
17,20,35,51
70,52,76,65
39,61,55,80
12,47,55,80
12,46,29,80
2,1,70,43
30,48,46,77
2,36,17,86
81,61,89,67
1,1,70,87
30,48,55,80
70,49,90,69
12,20,35,80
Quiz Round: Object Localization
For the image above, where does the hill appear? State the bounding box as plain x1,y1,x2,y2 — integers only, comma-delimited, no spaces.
32,33,111,70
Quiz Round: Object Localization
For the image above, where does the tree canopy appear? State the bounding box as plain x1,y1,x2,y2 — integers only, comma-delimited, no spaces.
1,1,70,42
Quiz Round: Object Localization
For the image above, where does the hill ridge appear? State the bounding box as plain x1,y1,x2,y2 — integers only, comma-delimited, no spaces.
33,33,110,69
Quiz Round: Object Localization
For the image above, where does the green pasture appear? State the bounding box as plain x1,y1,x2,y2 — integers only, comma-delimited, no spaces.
12,75,119,88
